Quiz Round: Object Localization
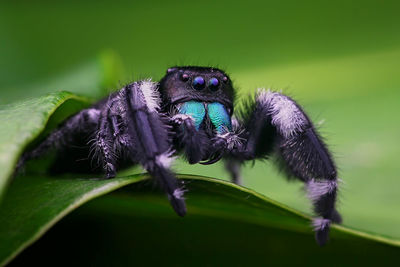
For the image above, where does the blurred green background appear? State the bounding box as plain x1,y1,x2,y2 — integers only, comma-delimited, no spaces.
1,0,399,249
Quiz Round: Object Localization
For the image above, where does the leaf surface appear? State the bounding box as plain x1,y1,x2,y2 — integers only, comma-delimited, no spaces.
1,174,398,266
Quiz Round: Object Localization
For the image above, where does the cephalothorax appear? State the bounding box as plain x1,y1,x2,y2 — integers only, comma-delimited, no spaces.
18,66,341,245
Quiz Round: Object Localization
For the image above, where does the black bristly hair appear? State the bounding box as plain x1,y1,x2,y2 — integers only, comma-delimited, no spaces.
17,66,341,246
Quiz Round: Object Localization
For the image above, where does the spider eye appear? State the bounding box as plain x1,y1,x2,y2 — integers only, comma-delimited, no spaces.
222,76,229,83
208,77,219,91
180,73,189,82
192,76,205,90
167,67,177,73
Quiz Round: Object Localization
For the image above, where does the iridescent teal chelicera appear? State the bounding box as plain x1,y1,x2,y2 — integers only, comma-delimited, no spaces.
178,101,206,130
178,101,231,133
207,102,232,134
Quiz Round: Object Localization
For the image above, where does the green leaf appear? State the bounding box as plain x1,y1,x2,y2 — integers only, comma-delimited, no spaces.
0,174,145,265
0,51,124,201
0,92,91,200
0,174,398,266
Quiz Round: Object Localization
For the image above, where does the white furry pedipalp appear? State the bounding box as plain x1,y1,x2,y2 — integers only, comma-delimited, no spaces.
257,89,307,138
171,114,194,124
217,129,244,150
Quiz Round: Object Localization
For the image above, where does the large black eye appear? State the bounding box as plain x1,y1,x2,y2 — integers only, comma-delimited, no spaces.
192,76,205,90
208,77,219,91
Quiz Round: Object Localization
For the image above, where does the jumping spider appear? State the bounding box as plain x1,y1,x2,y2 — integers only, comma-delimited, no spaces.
18,66,341,245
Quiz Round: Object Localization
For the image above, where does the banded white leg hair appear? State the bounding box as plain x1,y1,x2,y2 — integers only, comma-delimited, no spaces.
231,89,341,246
260,89,341,245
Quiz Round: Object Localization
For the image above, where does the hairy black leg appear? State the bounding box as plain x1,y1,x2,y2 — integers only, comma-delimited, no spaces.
123,81,186,216
17,108,100,171
236,90,341,246
171,114,209,164
91,93,132,179
94,109,118,179
224,159,242,185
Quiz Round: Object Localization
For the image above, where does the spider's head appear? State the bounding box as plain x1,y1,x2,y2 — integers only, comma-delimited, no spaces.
159,66,235,114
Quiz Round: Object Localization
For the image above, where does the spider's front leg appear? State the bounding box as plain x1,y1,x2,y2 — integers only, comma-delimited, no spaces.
114,81,186,216
232,90,341,246
94,92,135,178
